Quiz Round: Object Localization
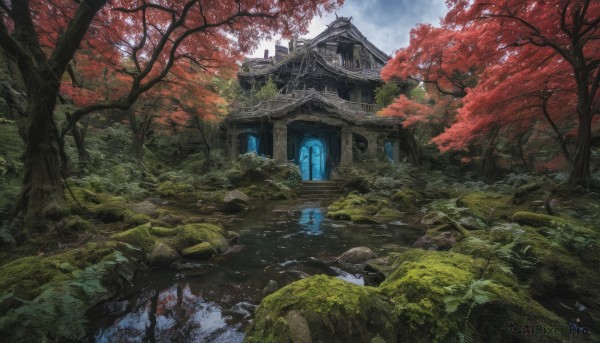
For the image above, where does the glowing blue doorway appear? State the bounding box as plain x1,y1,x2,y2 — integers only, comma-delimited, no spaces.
247,134,259,154
299,138,327,181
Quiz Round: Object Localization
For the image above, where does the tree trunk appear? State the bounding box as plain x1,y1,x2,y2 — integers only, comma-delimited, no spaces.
569,113,592,189
21,75,66,231
130,110,153,160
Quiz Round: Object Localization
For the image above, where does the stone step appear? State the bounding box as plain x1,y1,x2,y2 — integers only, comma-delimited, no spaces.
301,186,340,190
301,189,341,194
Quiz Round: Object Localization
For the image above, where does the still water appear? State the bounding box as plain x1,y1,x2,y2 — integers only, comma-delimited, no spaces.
89,200,421,342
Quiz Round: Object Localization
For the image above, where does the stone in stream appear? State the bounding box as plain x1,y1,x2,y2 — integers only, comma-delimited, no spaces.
284,309,313,343
148,243,179,266
413,231,457,251
336,247,377,264
130,200,157,216
263,280,279,295
223,189,250,212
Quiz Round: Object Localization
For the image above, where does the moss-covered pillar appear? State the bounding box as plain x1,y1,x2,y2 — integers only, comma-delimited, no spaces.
273,120,287,162
340,127,353,166
227,124,239,160
366,132,379,160
393,140,401,163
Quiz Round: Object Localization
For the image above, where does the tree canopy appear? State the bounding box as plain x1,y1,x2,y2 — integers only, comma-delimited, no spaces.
382,0,600,187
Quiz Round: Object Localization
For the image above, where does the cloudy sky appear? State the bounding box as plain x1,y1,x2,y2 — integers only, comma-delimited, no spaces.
251,0,448,58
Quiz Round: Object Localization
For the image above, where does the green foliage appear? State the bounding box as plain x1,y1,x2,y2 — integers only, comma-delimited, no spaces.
254,76,278,101
0,248,138,342
549,224,597,255
408,84,427,103
443,279,494,313
374,82,401,107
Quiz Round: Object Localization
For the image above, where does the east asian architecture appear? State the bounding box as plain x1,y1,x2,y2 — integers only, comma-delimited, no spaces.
225,17,413,181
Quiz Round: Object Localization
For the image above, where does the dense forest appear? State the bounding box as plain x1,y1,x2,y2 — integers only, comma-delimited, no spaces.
0,0,599,342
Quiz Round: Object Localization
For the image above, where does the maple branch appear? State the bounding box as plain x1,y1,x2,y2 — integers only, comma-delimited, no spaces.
0,17,23,58
131,2,148,73
50,0,108,79
62,3,276,137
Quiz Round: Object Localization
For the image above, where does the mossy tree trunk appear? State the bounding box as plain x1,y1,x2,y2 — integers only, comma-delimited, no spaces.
129,107,154,161
0,0,107,233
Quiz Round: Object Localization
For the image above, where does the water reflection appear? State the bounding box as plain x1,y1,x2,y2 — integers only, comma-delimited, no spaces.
95,284,243,343
299,207,324,235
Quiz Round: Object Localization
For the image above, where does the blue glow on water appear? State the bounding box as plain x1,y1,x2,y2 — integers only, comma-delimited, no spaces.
299,207,324,235
299,138,326,180
247,134,259,154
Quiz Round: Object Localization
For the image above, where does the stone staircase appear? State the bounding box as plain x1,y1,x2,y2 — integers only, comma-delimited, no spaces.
299,181,342,201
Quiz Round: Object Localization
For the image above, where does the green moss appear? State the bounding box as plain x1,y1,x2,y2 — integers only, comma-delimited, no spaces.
375,207,402,218
390,189,423,209
167,223,228,253
157,181,194,197
62,215,94,232
125,213,152,227
110,223,155,253
327,193,385,224
376,249,562,342
182,242,215,259
94,203,130,223
457,192,514,222
511,211,594,233
245,275,397,343
0,241,129,301
151,226,178,237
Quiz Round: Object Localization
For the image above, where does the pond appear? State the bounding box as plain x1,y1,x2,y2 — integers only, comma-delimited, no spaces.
88,200,423,342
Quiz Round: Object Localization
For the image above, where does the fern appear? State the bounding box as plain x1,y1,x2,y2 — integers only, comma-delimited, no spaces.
0,249,138,342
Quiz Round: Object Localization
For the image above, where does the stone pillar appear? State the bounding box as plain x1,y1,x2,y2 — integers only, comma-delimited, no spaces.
393,140,401,163
340,127,353,166
366,132,379,160
227,126,239,160
273,120,288,162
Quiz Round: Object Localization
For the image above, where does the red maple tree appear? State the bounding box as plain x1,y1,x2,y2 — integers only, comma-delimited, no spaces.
383,0,600,187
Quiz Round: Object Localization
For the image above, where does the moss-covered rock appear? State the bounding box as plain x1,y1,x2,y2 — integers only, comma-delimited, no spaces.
61,215,94,232
327,193,382,224
0,241,135,301
390,189,424,210
182,242,215,259
168,223,229,254
148,243,179,266
94,202,130,223
151,226,178,237
377,249,563,342
457,192,514,222
245,275,397,343
125,213,152,227
157,180,195,197
110,223,155,253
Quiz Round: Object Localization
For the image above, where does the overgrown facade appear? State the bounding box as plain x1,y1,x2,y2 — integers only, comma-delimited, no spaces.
226,17,413,181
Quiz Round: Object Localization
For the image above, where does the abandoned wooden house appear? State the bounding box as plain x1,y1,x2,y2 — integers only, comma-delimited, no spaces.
226,17,413,181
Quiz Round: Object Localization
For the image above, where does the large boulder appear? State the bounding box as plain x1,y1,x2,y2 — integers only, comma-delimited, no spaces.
147,243,179,266
245,275,397,343
223,189,249,212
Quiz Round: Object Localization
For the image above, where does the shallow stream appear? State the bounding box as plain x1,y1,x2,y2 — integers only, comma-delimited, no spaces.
88,200,422,342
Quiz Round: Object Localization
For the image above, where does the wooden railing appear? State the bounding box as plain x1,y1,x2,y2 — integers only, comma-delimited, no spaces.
238,89,379,114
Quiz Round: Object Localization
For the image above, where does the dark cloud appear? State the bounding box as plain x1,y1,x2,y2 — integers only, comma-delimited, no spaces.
252,0,447,57
329,0,448,54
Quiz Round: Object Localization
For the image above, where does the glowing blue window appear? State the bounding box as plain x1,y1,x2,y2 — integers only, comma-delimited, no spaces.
299,208,324,235
247,134,259,154
299,138,326,180
384,141,395,163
